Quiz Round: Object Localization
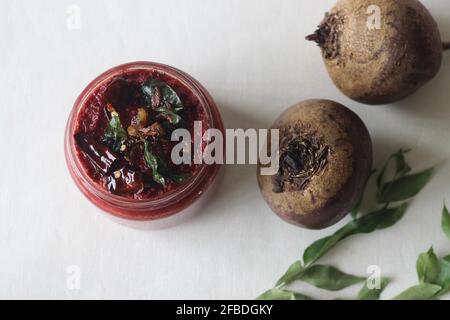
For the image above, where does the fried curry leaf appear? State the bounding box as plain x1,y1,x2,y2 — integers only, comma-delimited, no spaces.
156,106,182,125
168,172,192,184
142,79,183,109
155,156,192,184
142,79,184,125
143,140,165,186
103,112,128,152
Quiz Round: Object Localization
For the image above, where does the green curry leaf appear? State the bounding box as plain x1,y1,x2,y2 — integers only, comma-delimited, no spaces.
377,149,411,195
416,247,440,284
376,149,411,196
442,205,450,242
303,204,408,266
435,258,450,296
357,277,390,300
393,283,442,300
378,168,434,203
351,169,377,219
275,261,304,287
298,265,365,291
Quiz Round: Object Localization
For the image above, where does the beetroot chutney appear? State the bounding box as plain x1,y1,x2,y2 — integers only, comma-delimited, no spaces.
65,62,224,221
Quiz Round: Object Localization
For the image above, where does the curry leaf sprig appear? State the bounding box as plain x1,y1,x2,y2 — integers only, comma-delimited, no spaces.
377,149,433,204
393,205,450,300
258,149,435,300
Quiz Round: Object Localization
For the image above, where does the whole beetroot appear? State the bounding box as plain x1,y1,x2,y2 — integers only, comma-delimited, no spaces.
257,100,372,230
307,0,449,105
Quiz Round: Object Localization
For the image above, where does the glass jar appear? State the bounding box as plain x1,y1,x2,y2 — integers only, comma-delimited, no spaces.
64,62,224,223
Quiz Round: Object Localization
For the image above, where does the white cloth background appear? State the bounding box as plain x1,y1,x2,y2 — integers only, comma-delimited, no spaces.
1,0,450,299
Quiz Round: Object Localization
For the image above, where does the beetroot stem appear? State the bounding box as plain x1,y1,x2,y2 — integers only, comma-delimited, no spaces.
306,33,319,42
443,42,450,51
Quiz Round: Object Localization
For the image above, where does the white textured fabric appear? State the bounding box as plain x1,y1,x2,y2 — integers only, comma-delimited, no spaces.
0,0,449,299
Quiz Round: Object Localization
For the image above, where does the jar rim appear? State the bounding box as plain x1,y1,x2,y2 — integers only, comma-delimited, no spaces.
65,61,223,212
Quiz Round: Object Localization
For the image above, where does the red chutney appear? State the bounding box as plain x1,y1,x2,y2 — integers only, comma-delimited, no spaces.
65,62,224,221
